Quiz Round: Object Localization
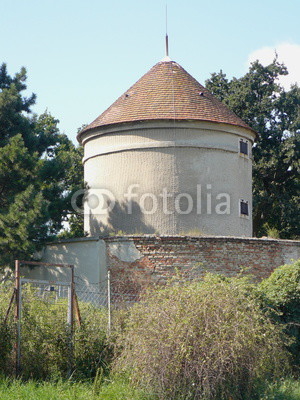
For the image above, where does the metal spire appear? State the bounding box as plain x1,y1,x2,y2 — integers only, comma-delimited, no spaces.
165,4,169,57
162,4,171,61
165,34,169,57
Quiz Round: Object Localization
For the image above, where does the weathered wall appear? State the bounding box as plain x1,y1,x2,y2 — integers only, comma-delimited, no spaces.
21,237,107,286
83,120,255,237
23,236,300,297
105,235,300,294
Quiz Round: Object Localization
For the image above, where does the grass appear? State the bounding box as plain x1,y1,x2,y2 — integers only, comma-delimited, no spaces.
1,377,300,400
0,379,92,400
0,377,155,400
97,378,156,399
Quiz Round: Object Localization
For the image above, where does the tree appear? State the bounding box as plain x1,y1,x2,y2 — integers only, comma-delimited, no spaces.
0,63,84,268
206,59,300,238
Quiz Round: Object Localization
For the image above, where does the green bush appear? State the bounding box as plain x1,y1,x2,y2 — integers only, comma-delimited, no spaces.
259,259,300,369
74,302,113,379
0,282,15,375
0,321,14,374
115,274,289,400
262,378,300,400
0,282,113,380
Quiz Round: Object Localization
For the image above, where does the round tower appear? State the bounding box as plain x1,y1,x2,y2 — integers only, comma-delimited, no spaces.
77,58,256,237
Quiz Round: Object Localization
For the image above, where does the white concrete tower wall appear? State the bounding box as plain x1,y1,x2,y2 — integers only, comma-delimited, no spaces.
82,120,255,236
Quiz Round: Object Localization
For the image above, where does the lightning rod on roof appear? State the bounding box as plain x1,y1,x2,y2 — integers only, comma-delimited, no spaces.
165,4,169,57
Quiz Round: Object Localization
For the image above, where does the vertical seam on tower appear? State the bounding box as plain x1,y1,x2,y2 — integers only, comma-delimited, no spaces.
169,61,177,234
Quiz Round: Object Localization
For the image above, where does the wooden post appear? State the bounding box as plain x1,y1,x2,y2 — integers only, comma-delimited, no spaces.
74,292,82,327
4,289,16,324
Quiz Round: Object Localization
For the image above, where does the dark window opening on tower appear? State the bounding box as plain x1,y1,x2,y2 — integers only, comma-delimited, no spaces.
240,140,248,155
240,200,249,216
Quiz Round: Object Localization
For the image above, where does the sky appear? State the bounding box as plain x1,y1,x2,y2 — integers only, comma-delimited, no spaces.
1,0,300,144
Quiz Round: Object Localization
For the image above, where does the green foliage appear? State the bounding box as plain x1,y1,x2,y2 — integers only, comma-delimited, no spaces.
2,377,300,400
73,302,112,379
0,64,36,149
206,58,300,239
262,223,281,239
2,266,300,397
0,379,95,400
0,134,48,265
0,63,84,269
19,285,71,379
0,322,14,372
0,282,16,373
259,260,300,368
262,378,300,400
0,186,47,265
0,282,112,380
40,135,84,237
0,377,154,400
3,378,300,400
98,376,156,399
116,274,289,400
259,260,300,306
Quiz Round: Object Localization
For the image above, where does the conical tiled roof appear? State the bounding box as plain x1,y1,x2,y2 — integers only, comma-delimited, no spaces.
78,59,253,140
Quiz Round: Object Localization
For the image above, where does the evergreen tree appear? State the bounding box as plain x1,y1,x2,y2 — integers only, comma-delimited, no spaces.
0,63,84,268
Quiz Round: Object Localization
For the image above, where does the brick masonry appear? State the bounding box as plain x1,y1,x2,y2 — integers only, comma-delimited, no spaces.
104,235,300,294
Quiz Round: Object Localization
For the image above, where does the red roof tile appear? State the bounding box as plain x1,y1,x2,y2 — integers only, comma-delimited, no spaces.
78,59,254,140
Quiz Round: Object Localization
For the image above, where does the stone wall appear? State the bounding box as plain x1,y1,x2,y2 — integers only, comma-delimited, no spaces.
33,235,300,298
105,235,300,294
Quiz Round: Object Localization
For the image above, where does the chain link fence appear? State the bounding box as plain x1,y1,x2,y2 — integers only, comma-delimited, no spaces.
74,274,140,308
1,261,203,378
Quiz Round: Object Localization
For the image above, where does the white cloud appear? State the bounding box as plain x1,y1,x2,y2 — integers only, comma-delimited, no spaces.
247,43,300,89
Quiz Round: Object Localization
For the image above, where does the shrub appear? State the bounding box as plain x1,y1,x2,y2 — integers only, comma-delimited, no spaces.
0,281,15,375
0,282,113,379
0,321,14,374
259,259,300,369
115,274,289,400
262,378,300,400
74,302,113,379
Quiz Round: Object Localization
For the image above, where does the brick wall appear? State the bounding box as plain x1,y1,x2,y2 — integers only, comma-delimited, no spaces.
105,235,300,295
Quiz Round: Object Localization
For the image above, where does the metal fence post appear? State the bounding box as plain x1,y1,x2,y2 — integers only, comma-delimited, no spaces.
67,265,75,377
107,270,111,335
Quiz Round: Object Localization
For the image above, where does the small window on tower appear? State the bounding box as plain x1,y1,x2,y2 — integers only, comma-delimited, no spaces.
240,200,249,216
239,140,248,155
